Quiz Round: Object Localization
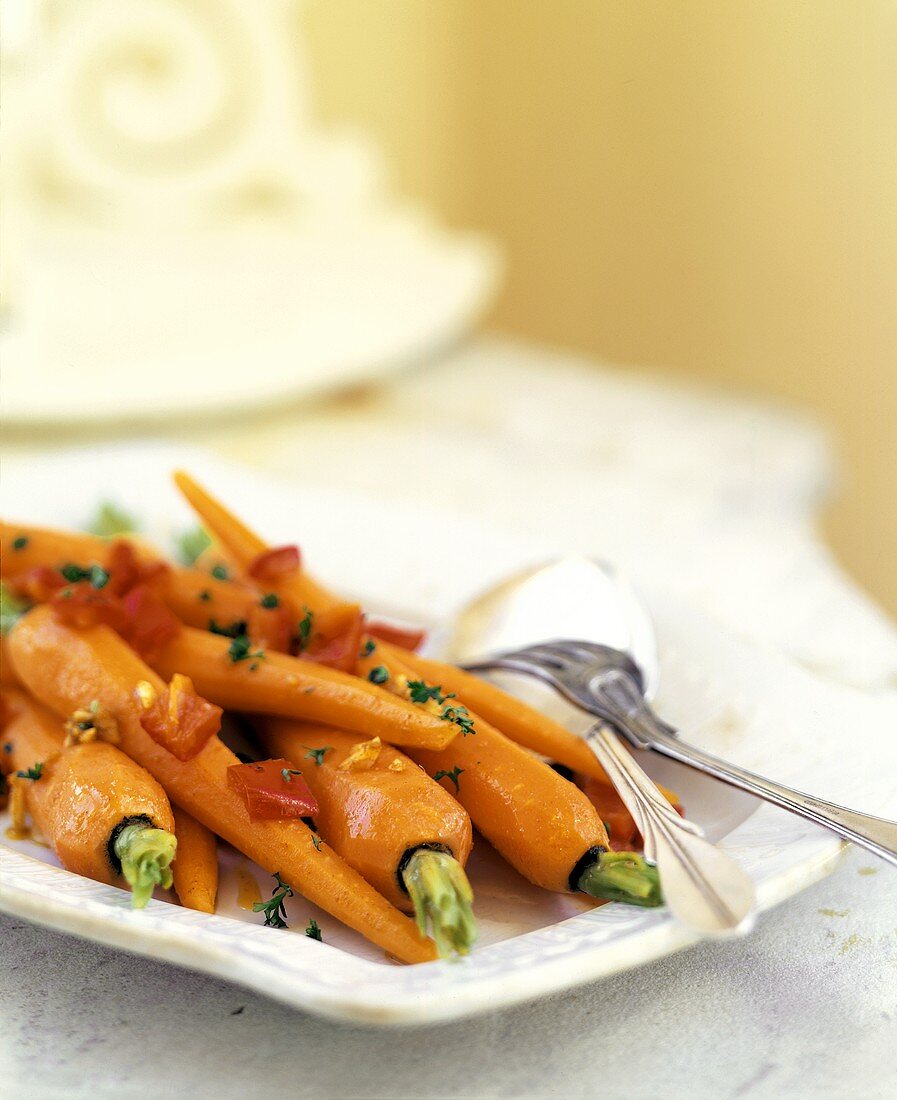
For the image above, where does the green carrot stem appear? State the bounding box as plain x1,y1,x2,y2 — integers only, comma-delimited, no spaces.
402,849,477,959
113,823,177,909
578,850,663,908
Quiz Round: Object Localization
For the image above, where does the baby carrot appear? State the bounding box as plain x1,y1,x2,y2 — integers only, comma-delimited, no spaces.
260,719,476,956
149,627,459,751
173,472,343,613
7,606,437,963
4,689,177,907
356,644,662,907
171,805,219,914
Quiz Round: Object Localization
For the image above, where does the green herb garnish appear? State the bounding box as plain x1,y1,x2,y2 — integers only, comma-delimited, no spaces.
17,762,43,781
360,638,376,657
252,872,293,929
209,618,247,638
407,679,453,705
176,527,212,566
227,634,265,664
368,665,389,685
440,704,475,736
304,746,331,767
211,564,230,581
1,584,30,635
295,607,314,651
260,593,279,609
12,536,28,551
280,768,302,783
198,589,212,602
86,502,138,537
305,918,323,941
433,766,464,793
310,834,323,852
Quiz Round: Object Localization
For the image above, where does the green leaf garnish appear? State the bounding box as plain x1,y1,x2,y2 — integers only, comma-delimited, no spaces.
440,704,475,736
295,607,314,651
433,765,464,793
209,618,247,639
252,872,294,929
368,665,389,685
260,593,279,609
86,502,138,537
360,638,376,657
304,746,331,767
227,634,265,664
17,762,43,781
176,527,212,566
281,768,302,782
12,536,28,551
211,564,230,581
407,679,454,705
305,918,323,941
310,833,323,852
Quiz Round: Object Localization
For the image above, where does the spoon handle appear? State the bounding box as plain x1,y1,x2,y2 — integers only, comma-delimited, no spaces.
585,722,756,935
594,669,897,868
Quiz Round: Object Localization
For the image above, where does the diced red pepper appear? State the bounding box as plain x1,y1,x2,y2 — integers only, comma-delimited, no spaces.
104,540,168,597
139,673,222,761
227,758,318,821
247,545,301,582
51,582,127,632
119,584,182,661
300,611,364,673
10,566,69,603
366,619,427,652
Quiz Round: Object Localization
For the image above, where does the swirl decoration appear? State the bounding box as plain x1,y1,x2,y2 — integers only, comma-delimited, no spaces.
26,0,325,222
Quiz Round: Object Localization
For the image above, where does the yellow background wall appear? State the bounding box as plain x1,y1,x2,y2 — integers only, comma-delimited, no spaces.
301,1,897,614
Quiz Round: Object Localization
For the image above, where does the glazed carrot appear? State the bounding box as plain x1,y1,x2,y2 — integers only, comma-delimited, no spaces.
149,627,459,751
158,568,270,631
171,805,219,914
260,719,476,955
3,689,177,907
173,471,345,613
7,606,437,963
356,643,662,906
1,635,20,686
0,521,154,576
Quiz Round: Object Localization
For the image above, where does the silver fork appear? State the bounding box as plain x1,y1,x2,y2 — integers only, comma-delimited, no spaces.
464,639,897,870
462,640,758,935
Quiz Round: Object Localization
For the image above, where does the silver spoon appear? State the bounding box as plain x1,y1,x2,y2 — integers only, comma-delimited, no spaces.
448,558,897,926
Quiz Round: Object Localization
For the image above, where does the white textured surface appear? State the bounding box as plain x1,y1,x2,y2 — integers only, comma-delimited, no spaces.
2,337,896,1095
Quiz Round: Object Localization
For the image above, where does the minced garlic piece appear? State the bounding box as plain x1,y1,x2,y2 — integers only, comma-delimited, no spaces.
135,681,156,710
338,737,382,772
64,702,120,747
388,759,405,772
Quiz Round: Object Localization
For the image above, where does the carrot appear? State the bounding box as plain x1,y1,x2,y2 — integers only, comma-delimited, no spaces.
260,719,476,956
149,627,459,751
173,471,344,614
158,568,270,631
3,689,177,907
171,805,218,914
356,643,662,907
7,606,437,963
0,521,155,576
1,634,20,686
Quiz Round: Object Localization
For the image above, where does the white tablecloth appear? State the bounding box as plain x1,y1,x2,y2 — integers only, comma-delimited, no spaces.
2,337,895,1098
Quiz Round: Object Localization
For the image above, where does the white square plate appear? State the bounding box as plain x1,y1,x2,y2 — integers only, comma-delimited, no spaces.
2,444,894,1024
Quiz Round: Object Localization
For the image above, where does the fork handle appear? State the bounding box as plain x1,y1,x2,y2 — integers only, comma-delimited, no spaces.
594,669,897,868
585,723,756,935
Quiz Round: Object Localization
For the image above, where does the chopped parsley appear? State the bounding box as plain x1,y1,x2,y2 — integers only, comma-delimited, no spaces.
280,768,302,783
441,704,475,736
252,872,293,929
176,526,212,566
227,634,265,664
17,762,43,781
3,743,11,755
407,679,454,705
12,536,28,551
1,584,29,635
433,765,464,793
305,918,323,941
211,564,230,581
260,593,279,609
209,618,247,639
310,833,323,852
59,563,109,589
86,502,138,537
198,589,212,602
304,746,331,767
360,638,376,657
294,607,314,651
368,665,389,685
